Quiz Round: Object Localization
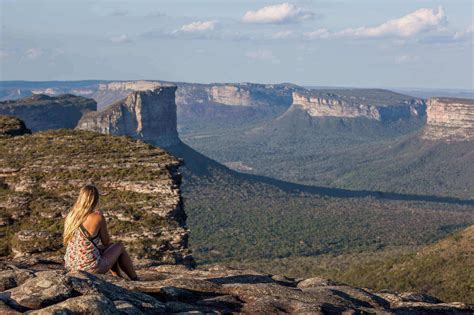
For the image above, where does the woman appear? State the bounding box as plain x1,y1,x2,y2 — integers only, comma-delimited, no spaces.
63,184,138,280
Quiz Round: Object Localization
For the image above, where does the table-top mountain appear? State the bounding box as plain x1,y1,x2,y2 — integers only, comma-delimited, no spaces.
288,88,426,122
76,87,180,148
0,94,96,132
422,97,474,141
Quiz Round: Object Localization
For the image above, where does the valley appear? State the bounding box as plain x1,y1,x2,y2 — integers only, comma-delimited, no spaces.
0,80,473,304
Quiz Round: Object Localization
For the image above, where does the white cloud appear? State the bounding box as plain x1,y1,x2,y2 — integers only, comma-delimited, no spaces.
305,28,330,39
26,48,43,59
180,20,217,32
110,34,130,43
245,49,280,63
242,3,314,24
336,6,447,38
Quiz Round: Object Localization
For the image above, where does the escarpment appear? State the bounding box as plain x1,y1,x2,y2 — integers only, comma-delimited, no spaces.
421,97,474,141
0,94,97,131
77,87,180,148
289,89,426,122
177,82,300,108
0,124,193,266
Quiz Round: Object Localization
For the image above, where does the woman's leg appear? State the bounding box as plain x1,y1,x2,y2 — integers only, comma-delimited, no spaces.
117,247,137,280
98,244,122,277
110,262,123,278
100,242,137,280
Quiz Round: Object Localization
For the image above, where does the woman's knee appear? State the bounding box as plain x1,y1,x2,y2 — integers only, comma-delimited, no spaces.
114,241,125,251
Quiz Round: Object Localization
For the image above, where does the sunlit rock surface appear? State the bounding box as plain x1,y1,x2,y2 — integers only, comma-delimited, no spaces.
422,97,474,141
0,257,472,314
290,89,426,122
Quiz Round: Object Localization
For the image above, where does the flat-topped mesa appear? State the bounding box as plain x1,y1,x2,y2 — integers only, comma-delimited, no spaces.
0,94,97,132
422,97,474,142
177,82,301,107
290,89,426,122
77,87,180,148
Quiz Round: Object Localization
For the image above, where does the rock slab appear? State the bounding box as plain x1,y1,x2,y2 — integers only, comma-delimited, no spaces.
0,259,472,314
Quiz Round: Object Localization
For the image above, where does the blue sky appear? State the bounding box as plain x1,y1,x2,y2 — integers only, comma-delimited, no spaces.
0,0,472,89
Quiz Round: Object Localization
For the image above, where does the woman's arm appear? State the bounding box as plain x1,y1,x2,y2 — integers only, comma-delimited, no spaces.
98,211,112,246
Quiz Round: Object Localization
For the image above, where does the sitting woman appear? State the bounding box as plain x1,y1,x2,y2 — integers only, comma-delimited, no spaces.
63,184,138,280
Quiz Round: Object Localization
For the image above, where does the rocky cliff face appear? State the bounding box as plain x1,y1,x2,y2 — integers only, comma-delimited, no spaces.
208,85,252,106
0,125,193,266
422,97,474,141
0,94,97,132
77,87,180,148
177,82,300,108
290,89,426,122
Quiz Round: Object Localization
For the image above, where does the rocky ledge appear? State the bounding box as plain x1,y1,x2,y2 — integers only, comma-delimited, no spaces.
0,257,472,314
0,128,192,265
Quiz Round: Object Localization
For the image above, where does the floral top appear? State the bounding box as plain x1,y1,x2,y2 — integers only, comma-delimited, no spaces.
64,224,101,273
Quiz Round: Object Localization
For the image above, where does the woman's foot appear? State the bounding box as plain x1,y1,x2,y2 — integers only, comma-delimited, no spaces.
110,270,123,278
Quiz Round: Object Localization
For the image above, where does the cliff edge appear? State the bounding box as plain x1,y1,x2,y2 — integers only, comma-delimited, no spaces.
288,89,426,122
77,87,180,148
421,97,474,141
0,121,192,266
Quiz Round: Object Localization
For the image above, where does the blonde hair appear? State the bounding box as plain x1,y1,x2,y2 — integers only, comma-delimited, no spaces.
63,184,99,245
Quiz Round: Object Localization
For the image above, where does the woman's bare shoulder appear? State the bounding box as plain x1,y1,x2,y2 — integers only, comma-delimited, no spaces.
83,210,104,227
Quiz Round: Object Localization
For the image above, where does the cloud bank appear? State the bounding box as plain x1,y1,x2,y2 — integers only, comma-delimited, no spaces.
306,6,448,40
339,6,447,38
